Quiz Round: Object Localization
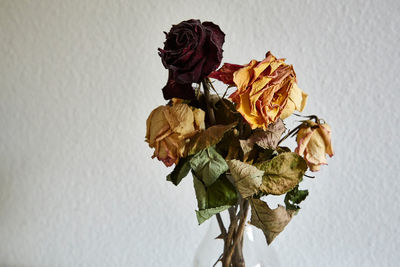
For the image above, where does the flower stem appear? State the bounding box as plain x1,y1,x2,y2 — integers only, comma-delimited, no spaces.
202,79,216,125
222,198,249,267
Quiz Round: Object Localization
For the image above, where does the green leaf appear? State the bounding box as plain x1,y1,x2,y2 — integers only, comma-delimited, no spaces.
193,173,238,224
190,147,229,186
196,205,231,225
207,174,238,208
166,156,193,186
193,174,208,210
227,160,264,198
255,152,307,195
250,198,295,245
186,122,237,156
284,185,309,211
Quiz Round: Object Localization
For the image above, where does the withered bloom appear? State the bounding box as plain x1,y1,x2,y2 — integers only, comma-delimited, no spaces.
295,120,334,172
145,102,205,167
211,52,307,129
159,19,225,100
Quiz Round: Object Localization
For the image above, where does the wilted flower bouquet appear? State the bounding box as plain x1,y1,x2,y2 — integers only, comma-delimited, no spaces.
146,19,333,266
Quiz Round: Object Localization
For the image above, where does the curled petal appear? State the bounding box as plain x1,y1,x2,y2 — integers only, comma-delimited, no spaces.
228,52,306,129
295,121,334,172
162,71,196,100
209,63,243,85
280,83,308,120
319,124,334,157
145,103,205,167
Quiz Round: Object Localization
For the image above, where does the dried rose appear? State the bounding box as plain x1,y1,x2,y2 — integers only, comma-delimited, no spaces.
295,121,334,172
210,52,308,129
145,103,205,167
159,19,225,100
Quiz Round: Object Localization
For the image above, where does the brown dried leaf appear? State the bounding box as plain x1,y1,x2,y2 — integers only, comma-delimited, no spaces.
186,122,237,156
239,119,286,155
250,198,295,245
227,160,264,198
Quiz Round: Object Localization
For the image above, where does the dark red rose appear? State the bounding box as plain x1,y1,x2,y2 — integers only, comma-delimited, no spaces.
159,19,225,99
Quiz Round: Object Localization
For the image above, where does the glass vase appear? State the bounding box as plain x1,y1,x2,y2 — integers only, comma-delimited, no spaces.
193,215,281,267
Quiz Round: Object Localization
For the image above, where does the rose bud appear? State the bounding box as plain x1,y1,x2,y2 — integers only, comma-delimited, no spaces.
159,19,225,100
145,103,205,167
295,120,334,172
211,52,307,130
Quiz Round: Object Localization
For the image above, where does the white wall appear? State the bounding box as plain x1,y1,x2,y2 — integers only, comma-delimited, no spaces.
1,0,399,266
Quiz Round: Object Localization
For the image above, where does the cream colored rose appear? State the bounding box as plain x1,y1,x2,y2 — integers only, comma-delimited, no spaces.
295,121,334,172
145,103,205,166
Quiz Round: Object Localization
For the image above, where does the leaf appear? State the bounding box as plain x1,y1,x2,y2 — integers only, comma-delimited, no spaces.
186,122,237,156
240,119,286,155
193,173,238,224
214,99,240,125
190,147,229,186
256,149,278,162
216,130,240,160
196,205,231,225
255,152,307,195
166,156,193,185
284,185,309,211
207,174,238,208
227,160,264,198
193,174,208,210
250,198,295,245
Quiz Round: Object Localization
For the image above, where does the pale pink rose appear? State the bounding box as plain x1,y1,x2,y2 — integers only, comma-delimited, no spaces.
295,121,334,172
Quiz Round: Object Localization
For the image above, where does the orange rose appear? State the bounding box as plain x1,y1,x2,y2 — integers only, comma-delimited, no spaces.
212,52,307,129
145,102,205,166
295,121,334,172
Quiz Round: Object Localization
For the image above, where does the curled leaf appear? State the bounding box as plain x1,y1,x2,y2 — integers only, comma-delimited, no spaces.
186,122,237,156
166,155,193,185
284,185,309,211
250,198,295,244
193,173,238,224
240,119,286,155
227,160,264,198
196,205,231,225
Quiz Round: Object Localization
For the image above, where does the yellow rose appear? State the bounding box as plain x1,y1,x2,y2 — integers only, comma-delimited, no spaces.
145,103,205,166
295,121,334,172
229,52,307,130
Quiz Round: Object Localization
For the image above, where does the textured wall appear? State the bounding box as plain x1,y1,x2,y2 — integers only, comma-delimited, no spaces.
1,0,399,266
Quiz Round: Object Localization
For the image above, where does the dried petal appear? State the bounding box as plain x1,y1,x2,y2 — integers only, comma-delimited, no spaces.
145,103,205,166
228,52,307,129
295,121,334,172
